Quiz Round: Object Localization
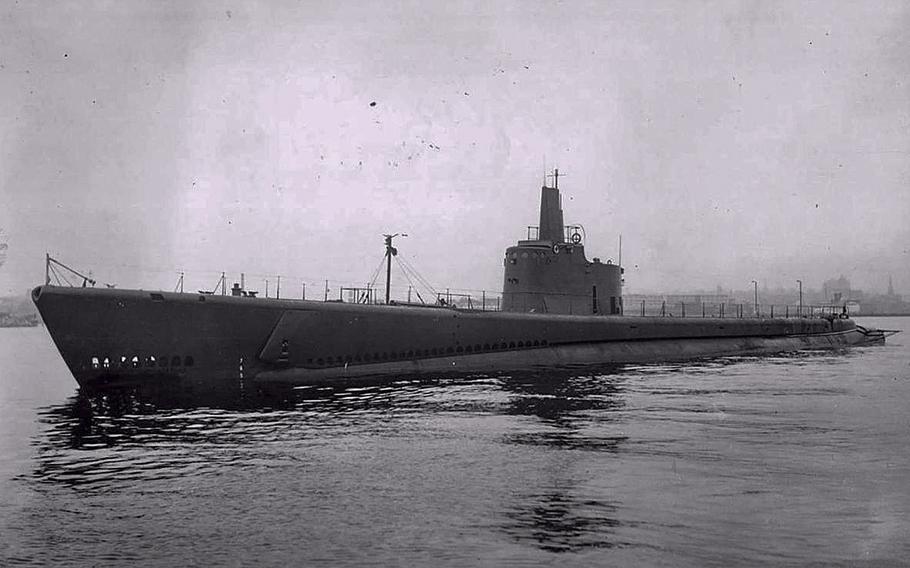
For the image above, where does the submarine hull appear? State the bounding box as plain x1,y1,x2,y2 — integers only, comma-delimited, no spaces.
32,285,881,388
257,330,873,385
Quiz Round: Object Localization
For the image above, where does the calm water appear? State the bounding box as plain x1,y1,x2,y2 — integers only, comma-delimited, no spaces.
1,319,909,567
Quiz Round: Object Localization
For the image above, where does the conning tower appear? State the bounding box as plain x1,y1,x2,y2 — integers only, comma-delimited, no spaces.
502,171,623,314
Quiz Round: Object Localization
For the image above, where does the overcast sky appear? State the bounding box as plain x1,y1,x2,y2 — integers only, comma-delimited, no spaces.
1,0,908,298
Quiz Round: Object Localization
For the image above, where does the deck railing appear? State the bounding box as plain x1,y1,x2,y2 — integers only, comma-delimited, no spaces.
43,257,849,319
626,300,845,319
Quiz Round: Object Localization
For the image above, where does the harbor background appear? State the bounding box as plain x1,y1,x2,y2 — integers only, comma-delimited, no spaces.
1,318,907,566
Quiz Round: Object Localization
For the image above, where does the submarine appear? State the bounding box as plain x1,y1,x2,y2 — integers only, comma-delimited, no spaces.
32,172,897,387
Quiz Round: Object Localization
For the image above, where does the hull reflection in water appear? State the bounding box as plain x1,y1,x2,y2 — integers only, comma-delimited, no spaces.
31,369,635,554
34,369,626,467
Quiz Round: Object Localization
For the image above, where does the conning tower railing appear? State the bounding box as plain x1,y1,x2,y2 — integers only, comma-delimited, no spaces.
525,225,586,243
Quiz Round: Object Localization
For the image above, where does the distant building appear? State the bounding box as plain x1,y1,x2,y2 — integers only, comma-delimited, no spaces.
822,275,854,304
860,274,910,315
887,275,899,300
820,274,910,315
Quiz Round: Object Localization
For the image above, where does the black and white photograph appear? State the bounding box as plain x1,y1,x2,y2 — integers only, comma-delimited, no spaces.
1,1,908,565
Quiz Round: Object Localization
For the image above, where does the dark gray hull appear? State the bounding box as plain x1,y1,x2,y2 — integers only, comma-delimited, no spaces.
32,285,882,388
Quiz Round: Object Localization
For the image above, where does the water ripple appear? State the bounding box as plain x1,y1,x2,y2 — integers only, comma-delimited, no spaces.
4,330,910,566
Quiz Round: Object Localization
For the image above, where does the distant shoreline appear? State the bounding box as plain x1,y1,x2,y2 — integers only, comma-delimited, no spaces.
856,313,910,318
0,313,40,328
0,320,39,328
0,295,41,327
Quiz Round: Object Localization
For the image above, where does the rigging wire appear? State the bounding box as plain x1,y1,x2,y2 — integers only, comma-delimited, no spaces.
48,264,60,286
366,255,387,290
394,257,426,304
401,265,432,301
42,245,482,301
398,256,437,296
50,263,72,287
395,257,438,303
206,274,222,295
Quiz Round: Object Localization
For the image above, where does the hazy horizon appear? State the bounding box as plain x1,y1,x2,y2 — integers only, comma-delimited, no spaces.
2,1,908,298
